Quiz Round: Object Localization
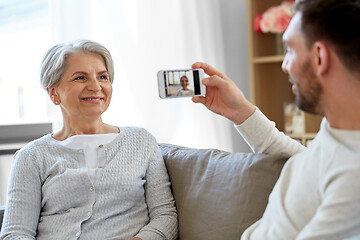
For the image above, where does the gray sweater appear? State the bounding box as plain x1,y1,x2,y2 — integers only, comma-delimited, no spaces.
0,127,178,240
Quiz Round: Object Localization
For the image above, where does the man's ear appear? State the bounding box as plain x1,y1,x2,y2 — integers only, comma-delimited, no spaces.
313,41,330,76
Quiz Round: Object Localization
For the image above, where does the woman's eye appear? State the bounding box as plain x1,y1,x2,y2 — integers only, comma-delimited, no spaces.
74,76,85,81
98,75,108,80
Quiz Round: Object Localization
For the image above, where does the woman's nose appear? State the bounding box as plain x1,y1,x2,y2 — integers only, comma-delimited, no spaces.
87,77,102,91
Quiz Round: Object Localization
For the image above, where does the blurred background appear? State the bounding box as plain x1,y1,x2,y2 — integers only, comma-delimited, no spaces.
0,0,251,204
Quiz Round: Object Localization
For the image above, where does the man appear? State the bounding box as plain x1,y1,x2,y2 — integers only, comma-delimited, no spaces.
192,0,360,239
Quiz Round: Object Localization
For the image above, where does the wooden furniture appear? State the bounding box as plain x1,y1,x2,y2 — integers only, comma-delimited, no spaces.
246,0,322,145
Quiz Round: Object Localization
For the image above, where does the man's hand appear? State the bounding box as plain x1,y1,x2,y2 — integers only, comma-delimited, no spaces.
192,62,255,125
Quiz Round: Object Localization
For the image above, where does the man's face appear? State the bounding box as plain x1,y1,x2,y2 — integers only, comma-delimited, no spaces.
282,13,322,114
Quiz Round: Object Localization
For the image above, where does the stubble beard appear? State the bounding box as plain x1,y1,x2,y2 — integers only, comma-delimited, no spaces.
294,61,322,115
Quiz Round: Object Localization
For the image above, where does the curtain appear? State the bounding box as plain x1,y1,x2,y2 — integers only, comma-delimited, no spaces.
49,0,240,152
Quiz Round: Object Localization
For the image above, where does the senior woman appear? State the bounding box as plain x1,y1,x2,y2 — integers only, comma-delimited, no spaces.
176,75,194,96
0,40,178,240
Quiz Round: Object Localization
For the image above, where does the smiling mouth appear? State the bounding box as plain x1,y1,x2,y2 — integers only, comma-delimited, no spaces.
82,97,103,101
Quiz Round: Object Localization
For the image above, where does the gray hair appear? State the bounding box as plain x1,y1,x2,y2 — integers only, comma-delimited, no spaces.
40,40,114,89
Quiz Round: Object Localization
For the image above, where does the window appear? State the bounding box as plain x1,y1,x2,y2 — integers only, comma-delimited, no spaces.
0,0,52,126
0,0,53,206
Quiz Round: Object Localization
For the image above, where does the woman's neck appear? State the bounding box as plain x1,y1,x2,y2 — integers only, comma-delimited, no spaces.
53,116,119,141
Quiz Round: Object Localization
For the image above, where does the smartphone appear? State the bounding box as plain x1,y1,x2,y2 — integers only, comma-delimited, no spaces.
157,68,206,98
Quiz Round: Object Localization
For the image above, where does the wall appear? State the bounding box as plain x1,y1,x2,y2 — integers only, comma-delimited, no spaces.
219,0,252,152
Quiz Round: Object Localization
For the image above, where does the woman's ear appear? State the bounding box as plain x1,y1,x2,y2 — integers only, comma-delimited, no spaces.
47,87,60,105
313,41,330,76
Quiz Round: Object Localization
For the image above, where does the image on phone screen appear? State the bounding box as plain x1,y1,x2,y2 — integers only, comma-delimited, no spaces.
158,69,205,98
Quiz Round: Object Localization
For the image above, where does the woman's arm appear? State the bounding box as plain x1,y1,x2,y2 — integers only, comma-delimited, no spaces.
0,148,41,239
134,138,178,240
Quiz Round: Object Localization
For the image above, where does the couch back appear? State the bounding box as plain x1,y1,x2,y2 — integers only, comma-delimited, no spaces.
0,144,288,238
159,143,288,240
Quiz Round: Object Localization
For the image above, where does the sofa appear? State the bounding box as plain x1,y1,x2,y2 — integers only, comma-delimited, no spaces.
0,143,288,239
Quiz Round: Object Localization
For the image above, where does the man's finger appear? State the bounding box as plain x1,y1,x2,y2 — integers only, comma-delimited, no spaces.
192,96,206,104
192,62,226,79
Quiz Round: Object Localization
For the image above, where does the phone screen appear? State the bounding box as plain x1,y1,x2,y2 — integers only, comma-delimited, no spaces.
160,69,203,98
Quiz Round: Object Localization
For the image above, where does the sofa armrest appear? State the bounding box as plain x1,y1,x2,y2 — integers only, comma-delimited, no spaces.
159,143,288,240
0,205,4,231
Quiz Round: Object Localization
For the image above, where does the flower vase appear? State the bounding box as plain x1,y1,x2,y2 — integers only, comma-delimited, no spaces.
275,34,285,55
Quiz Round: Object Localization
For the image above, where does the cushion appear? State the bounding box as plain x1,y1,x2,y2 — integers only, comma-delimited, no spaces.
159,143,288,240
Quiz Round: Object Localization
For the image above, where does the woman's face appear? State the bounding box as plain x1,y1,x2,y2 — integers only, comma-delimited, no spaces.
180,76,189,89
49,52,113,121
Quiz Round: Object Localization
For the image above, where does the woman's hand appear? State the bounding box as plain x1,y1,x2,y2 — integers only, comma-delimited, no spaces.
192,62,255,125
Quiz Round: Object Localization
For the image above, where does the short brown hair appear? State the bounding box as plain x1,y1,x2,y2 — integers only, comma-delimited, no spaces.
294,0,360,73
